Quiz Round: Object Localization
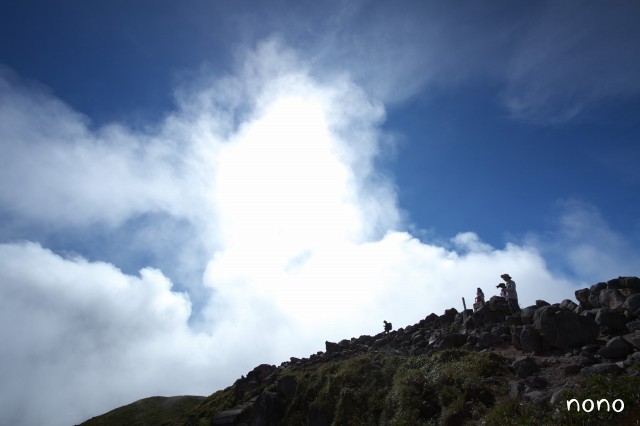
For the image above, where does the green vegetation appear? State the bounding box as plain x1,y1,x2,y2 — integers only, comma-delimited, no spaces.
551,375,640,425
177,349,512,426
482,374,640,426
180,386,236,426
81,396,205,426
82,351,640,426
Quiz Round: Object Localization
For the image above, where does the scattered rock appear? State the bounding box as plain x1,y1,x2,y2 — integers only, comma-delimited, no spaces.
627,320,640,332
533,305,599,350
598,289,627,310
325,341,340,353
581,363,625,375
524,375,548,390
624,294,640,316
597,336,634,359
512,356,538,378
574,288,592,308
520,325,543,354
595,309,628,331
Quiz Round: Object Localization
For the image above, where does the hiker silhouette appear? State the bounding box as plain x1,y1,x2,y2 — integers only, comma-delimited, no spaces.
383,320,392,334
474,287,485,311
499,273,520,313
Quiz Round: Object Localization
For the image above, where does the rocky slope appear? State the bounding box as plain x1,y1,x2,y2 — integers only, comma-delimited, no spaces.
81,276,640,425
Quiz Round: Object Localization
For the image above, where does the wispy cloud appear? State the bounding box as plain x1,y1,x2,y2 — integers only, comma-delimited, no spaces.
526,199,640,281
502,1,640,123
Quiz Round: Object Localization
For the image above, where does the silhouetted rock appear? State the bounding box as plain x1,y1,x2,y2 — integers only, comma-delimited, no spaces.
575,288,592,308
325,341,340,353
520,325,543,354
624,294,640,316
595,309,628,331
512,356,538,378
439,307,458,324
598,289,627,310
597,336,634,359
581,363,625,375
519,306,538,325
439,333,468,349
533,305,599,350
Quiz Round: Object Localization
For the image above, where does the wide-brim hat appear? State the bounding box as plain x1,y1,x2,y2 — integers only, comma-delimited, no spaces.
501,273,511,279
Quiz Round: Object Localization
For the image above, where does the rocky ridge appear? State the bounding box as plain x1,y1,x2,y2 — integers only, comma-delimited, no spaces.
81,276,640,425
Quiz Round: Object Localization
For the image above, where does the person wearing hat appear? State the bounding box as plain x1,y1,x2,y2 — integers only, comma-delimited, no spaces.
499,273,520,313
474,287,485,311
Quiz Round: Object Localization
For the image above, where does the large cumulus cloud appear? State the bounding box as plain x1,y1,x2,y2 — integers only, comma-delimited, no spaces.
0,38,626,426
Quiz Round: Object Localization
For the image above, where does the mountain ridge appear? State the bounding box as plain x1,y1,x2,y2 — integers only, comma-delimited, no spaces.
80,276,640,425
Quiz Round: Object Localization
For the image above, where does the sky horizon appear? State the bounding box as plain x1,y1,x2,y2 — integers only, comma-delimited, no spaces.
1,1,639,425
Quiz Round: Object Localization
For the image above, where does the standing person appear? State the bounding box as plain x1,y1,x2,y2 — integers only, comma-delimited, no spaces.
474,287,485,311
501,273,520,313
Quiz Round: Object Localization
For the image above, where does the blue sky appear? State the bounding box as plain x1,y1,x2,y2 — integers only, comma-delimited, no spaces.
1,1,639,425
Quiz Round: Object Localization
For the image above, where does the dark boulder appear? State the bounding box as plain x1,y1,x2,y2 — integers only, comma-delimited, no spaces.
597,336,634,359
439,333,468,349
595,309,628,331
504,315,523,326
524,375,549,390
477,331,502,349
424,313,439,325
588,282,607,308
575,354,598,366
520,306,538,325
560,299,578,311
439,307,459,324
470,298,511,327
608,276,640,291
325,341,340,353
627,320,640,332
624,294,640,316
598,289,627,310
632,333,640,350
520,325,543,354
250,391,283,426
247,364,277,383
533,305,599,350
211,406,249,426
512,356,539,378
581,363,625,375
575,288,592,308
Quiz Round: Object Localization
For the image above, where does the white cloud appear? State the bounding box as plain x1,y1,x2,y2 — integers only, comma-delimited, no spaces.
0,242,207,426
526,199,640,282
0,39,622,426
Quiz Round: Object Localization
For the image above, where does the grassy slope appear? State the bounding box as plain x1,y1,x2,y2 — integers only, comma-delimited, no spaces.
80,395,205,426
81,351,640,425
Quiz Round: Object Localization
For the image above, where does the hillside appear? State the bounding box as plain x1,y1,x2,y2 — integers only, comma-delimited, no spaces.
80,276,640,425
